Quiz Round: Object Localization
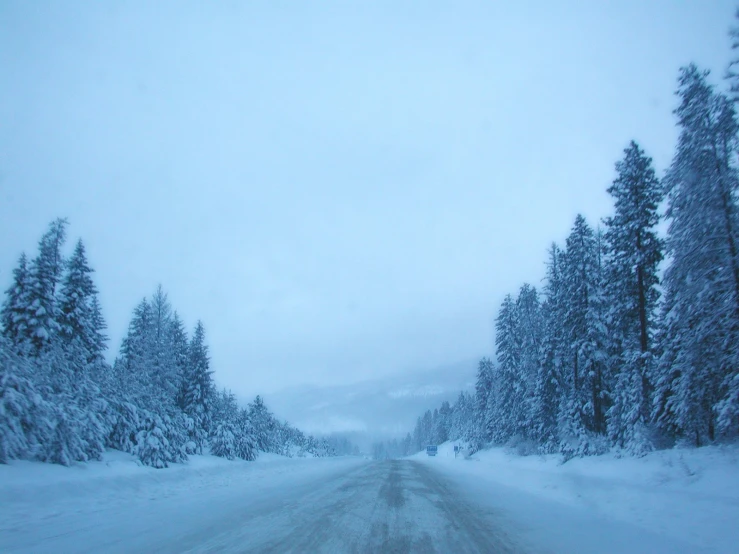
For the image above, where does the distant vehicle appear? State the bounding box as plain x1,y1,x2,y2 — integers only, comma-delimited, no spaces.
426,445,438,456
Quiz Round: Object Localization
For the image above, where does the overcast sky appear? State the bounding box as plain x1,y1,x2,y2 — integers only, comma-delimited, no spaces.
0,0,736,398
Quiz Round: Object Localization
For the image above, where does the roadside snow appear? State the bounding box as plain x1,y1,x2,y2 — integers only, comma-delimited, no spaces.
413,442,739,553
0,450,366,553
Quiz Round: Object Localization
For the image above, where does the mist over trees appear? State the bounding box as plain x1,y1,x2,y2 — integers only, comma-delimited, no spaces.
378,16,739,461
0,220,352,466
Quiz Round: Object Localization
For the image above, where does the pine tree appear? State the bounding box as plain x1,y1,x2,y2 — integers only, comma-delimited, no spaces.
24,219,68,355
559,215,609,457
58,240,108,365
603,141,663,454
473,357,494,447
115,298,155,406
135,412,173,468
248,395,276,452
1,254,32,352
0,340,48,463
211,421,237,460
180,321,213,453
235,408,258,461
657,66,739,444
149,285,176,407
171,313,190,408
494,294,525,442
88,296,108,365
533,244,565,452
516,283,543,440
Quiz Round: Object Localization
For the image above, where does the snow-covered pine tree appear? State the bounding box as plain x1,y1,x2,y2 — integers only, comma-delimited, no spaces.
24,219,68,356
582,228,611,437
1,254,32,352
108,401,141,454
516,283,543,441
171,313,189,405
449,391,474,441
0,339,48,463
533,244,565,453
248,395,276,453
472,357,494,447
656,66,739,444
560,215,609,457
42,406,80,466
115,298,155,407
210,388,241,460
149,285,177,408
210,421,237,460
603,141,663,455
235,407,258,461
58,239,108,366
181,321,213,453
88,296,108,364
135,411,173,468
494,294,525,443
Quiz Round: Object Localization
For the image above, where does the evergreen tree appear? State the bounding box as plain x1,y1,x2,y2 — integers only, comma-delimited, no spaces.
559,215,610,456
58,240,107,365
533,244,565,452
235,408,258,461
1,254,31,351
657,66,739,444
171,313,190,408
149,285,176,407
115,298,155,406
0,341,47,463
603,141,663,454
494,294,525,442
88,296,109,365
25,218,68,355
473,357,494,447
181,320,213,453
248,395,275,452
211,421,238,460
516,283,543,439
135,412,173,469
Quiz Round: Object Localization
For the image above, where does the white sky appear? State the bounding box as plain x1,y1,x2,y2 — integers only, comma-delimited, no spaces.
0,0,736,398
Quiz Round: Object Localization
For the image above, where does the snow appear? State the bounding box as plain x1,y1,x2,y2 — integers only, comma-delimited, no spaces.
4,443,738,552
412,442,739,553
0,449,366,553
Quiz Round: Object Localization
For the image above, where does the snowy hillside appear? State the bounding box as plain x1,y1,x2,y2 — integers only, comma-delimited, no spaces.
413,443,739,553
264,360,476,448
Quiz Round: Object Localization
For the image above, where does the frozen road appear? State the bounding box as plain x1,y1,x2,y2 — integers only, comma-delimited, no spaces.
1,458,521,554
189,460,520,553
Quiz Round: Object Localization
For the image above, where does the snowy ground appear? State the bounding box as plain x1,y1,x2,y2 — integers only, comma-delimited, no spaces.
412,442,739,553
3,445,737,552
0,450,367,553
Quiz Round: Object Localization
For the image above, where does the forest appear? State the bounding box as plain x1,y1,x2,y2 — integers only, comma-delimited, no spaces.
0,221,355,466
375,19,739,461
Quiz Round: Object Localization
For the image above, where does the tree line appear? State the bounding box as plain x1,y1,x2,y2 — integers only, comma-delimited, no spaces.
378,13,739,461
0,220,352,466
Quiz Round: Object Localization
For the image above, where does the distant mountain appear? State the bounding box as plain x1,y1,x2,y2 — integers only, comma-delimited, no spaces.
261,360,477,451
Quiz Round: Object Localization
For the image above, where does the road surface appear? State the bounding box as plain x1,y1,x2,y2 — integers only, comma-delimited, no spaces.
188,460,520,553
1,459,522,553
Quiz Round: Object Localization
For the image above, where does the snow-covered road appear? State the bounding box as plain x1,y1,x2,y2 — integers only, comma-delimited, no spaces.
1,457,518,553
3,447,731,553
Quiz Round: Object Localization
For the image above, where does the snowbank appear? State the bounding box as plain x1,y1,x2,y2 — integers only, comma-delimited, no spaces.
0,449,366,553
413,442,739,553
0,449,313,504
